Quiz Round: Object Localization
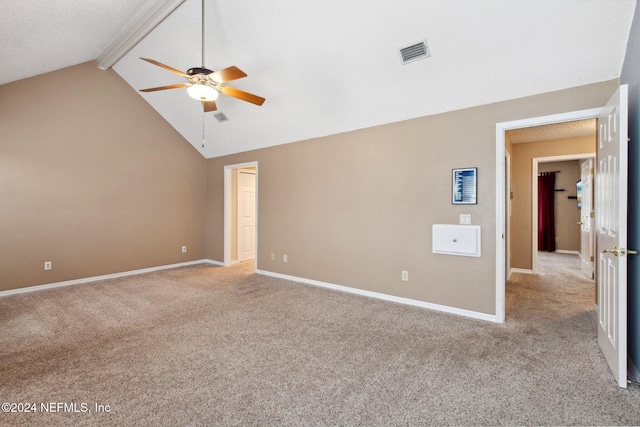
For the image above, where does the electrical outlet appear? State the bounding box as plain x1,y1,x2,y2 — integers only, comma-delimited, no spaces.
283,254,288,262
182,246,187,253
44,261,52,270
401,270,408,281
271,252,275,260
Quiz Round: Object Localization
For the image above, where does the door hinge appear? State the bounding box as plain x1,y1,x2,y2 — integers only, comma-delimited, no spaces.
590,256,594,262
590,168,594,175
590,212,594,218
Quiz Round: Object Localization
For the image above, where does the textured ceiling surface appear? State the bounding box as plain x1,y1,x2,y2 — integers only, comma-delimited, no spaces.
507,119,597,144
0,0,148,85
1,0,636,158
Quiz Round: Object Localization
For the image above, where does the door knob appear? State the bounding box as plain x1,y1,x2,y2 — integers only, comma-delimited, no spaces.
577,221,584,225
602,247,638,256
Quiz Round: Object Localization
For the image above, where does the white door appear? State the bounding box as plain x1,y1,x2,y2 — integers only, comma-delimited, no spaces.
237,169,256,262
506,153,511,279
596,85,629,388
579,159,594,278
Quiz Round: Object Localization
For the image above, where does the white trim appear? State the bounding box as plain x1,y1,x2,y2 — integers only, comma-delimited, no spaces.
96,0,186,70
505,150,512,283
510,268,534,274
0,259,219,298
224,161,258,269
554,249,580,255
496,124,507,323
256,269,500,323
495,107,601,324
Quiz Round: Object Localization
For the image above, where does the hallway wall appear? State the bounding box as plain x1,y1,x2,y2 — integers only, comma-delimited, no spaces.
538,160,582,252
510,136,595,271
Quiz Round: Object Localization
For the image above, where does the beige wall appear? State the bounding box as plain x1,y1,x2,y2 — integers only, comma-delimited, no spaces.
511,136,596,270
0,62,207,291
206,81,616,316
0,63,616,316
538,160,582,251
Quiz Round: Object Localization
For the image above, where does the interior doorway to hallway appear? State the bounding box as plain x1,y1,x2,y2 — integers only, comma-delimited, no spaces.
503,125,598,345
224,161,258,269
495,107,601,323
497,87,631,388
531,154,595,276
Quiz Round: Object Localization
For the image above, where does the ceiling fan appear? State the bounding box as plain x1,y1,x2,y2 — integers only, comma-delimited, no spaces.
138,0,265,113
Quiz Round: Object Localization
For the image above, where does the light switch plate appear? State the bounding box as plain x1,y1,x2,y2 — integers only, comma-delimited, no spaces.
459,214,471,225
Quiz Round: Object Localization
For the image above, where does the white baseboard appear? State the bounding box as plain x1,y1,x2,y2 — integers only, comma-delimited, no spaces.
555,250,580,255
0,259,222,298
256,269,499,323
3,261,499,324
510,268,534,274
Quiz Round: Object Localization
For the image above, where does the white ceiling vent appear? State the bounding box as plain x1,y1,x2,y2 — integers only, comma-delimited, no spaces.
399,40,430,64
214,112,229,123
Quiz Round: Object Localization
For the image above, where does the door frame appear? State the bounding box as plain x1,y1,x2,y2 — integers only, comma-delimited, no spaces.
505,150,511,280
579,158,596,279
495,108,601,323
531,153,595,274
224,161,258,268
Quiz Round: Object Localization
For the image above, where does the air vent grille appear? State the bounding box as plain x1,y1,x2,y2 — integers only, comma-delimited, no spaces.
399,40,430,64
214,112,229,123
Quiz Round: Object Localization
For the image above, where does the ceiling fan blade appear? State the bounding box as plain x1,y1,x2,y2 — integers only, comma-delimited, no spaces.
219,86,265,106
210,66,247,83
140,58,189,78
139,83,187,92
202,100,217,112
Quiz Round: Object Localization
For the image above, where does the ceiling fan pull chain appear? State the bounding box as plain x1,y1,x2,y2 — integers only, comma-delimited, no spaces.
202,113,206,148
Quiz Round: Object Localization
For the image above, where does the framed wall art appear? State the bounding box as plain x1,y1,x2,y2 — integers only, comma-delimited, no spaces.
452,167,477,205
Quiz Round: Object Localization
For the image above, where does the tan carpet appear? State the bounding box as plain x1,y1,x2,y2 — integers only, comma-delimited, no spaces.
0,253,639,426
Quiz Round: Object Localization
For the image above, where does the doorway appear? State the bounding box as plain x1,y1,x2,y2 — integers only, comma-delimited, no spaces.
495,108,601,323
224,161,258,269
497,88,630,388
531,154,595,275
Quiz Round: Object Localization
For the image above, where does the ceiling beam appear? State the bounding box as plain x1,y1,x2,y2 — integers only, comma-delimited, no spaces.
96,0,186,70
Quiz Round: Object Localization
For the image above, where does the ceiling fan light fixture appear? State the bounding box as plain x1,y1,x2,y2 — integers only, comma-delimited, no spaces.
137,0,264,113
187,83,218,101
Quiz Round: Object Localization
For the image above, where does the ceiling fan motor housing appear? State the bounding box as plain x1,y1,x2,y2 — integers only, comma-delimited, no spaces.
187,67,213,76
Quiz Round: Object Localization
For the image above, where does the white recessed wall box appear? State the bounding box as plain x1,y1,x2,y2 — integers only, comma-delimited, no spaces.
432,224,481,257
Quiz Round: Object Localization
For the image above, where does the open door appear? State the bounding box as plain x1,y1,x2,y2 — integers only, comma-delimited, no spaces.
596,84,630,388
237,168,256,262
579,159,594,279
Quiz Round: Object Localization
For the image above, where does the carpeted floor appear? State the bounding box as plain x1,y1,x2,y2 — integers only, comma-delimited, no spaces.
0,253,638,426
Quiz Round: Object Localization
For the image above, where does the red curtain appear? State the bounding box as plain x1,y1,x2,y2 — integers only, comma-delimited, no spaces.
538,172,556,252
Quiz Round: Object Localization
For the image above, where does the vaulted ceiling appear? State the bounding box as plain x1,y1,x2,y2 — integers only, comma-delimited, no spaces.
1,0,636,158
